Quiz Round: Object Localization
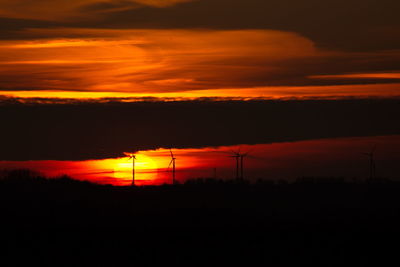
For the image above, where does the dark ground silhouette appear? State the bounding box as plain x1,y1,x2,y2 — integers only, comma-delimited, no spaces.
1,170,400,266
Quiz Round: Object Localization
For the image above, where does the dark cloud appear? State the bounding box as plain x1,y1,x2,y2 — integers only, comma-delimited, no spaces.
1,98,399,161
0,0,399,51
83,0,400,51
0,17,61,40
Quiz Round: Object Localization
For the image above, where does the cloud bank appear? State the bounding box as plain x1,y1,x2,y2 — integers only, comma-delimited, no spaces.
1,98,399,161
0,28,399,97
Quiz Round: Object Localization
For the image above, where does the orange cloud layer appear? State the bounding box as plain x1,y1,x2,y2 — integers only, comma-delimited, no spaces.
0,28,319,93
310,72,400,80
0,28,399,99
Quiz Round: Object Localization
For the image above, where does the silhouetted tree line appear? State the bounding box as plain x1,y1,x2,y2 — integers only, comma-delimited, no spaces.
1,169,400,266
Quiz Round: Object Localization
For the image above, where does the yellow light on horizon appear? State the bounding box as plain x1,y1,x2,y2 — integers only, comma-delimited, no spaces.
113,154,158,182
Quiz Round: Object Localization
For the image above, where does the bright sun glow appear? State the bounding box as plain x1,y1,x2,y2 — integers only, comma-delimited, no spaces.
114,154,158,182
83,153,160,185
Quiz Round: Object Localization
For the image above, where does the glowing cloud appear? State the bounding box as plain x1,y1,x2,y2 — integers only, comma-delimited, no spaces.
0,22,398,99
310,72,400,80
0,29,319,93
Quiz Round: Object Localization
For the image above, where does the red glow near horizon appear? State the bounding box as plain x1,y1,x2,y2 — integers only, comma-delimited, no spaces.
1,136,400,185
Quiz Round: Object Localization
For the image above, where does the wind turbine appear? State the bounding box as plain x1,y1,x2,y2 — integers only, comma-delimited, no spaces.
230,151,241,180
168,149,177,184
239,150,251,180
229,148,252,180
124,152,137,186
362,146,376,180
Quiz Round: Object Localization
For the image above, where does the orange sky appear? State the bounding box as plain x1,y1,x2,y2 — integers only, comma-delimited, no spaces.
0,0,399,99
0,29,317,92
0,27,399,99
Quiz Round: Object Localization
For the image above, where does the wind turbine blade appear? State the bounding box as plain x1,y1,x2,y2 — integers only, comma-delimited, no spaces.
371,145,377,154
169,149,174,158
167,159,173,170
229,148,241,155
242,148,254,157
215,150,235,155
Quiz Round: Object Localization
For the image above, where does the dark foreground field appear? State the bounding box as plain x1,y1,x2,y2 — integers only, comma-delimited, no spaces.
1,171,400,266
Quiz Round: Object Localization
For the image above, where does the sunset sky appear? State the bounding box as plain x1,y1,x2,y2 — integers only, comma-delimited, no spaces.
0,0,399,99
2,136,400,185
1,0,400,185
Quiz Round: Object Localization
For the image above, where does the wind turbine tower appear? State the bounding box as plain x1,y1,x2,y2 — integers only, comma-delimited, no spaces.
168,149,177,184
125,152,137,186
240,152,250,180
230,152,241,180
363,146,376,180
